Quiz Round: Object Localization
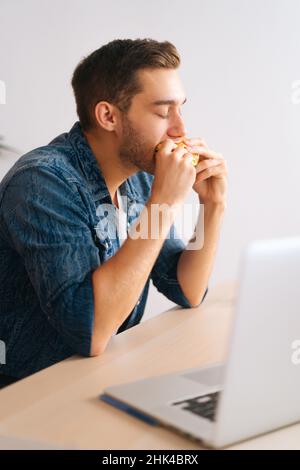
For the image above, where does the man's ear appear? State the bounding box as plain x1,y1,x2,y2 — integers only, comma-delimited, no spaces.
94,101,120,132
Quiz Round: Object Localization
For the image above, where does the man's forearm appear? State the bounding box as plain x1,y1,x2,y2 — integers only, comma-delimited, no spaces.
177,201,225,307
91,197,178,355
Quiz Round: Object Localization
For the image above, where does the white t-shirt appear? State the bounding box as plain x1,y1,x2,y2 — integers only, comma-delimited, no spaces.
111,188,128,337
116,188,128,247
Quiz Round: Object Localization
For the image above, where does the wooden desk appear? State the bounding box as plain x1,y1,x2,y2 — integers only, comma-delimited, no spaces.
0,282,299,450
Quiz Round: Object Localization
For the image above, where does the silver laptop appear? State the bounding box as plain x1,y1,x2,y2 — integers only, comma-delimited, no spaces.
100,237,300,448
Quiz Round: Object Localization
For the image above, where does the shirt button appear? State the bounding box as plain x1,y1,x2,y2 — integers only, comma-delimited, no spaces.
137,300,141,306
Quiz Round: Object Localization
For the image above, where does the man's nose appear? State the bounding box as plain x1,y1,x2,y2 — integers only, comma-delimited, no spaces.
167,114,188,140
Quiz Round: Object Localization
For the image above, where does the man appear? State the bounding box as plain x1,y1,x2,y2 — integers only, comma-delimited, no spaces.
0,38,227,385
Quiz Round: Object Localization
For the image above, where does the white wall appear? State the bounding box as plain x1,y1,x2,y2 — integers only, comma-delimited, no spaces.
1,0,300,320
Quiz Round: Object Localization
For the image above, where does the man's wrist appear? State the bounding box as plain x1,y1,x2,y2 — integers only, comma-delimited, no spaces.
199,198,227,215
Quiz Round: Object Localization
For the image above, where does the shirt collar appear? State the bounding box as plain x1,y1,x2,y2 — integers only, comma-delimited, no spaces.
68,121,140,203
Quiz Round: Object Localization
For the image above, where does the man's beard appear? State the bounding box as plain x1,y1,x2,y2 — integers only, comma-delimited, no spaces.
118,113,156,175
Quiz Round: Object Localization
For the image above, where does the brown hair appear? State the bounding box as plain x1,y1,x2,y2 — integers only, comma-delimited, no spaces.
71,38,181,131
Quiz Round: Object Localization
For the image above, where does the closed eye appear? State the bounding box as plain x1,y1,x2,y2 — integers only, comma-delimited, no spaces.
156,107,183,119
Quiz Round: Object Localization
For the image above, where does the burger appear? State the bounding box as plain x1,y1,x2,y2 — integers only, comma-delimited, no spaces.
154,141,200,166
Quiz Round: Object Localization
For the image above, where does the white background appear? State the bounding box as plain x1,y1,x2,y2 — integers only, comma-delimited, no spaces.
1,0,299,320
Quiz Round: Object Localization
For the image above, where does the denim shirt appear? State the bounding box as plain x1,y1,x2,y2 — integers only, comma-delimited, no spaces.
0,121,206,380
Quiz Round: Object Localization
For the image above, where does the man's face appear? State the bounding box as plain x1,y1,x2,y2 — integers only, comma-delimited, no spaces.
118,68,187,175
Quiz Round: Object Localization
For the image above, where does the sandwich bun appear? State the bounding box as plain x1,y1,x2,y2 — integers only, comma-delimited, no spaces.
155,140,200,166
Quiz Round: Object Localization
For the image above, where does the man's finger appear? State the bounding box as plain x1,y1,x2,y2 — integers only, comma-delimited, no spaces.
192,147,224,161
195,158,222,174
154,139,176,155
182,152,196,165
196,163,226,181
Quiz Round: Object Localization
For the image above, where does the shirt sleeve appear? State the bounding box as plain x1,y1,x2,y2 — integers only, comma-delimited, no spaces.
150,223,208,308
1,164,100,356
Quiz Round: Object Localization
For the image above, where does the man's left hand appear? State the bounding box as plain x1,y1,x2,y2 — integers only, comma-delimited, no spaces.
183,138,228,207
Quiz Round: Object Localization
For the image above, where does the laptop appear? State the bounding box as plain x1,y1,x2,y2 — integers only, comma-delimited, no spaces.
100,237,300,448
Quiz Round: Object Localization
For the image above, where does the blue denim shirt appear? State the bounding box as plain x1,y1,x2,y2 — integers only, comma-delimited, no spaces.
0,122,207,379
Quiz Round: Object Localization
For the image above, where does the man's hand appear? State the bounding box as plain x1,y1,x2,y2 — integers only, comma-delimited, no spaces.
152,138,196,207
177,137,227,307
183,138,228,208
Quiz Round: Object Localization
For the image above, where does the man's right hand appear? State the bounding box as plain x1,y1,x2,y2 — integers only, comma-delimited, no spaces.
151,139,196,207
91,139,197,356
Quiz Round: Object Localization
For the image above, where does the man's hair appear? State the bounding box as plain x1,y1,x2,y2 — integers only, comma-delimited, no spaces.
71,38,181,131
